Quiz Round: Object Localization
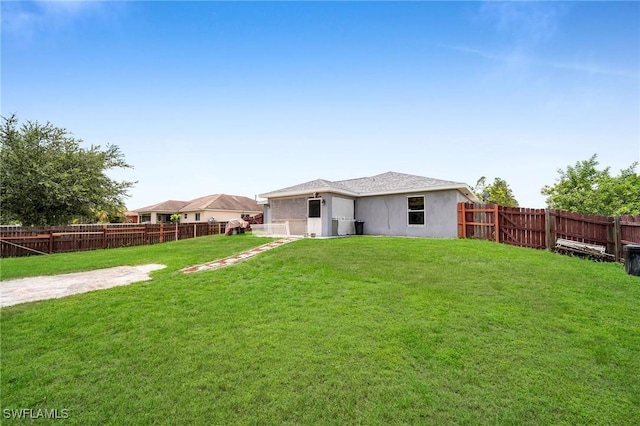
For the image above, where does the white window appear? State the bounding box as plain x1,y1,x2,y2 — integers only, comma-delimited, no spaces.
195,213,201,221
407,196,425,226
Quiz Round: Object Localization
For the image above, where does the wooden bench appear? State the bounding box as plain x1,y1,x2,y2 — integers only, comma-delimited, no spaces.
555,238,614,261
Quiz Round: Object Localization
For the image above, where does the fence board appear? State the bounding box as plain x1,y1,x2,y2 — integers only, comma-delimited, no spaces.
499,206,546,249
457,203,640,262
621,215,640,245
0,222,233,258
553,210,610,248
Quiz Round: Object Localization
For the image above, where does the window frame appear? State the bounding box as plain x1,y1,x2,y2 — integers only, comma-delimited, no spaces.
195,213,201,221
307,198,322,218
407,195,425,226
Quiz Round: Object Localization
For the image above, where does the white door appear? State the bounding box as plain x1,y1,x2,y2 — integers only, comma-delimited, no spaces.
307,199,322,236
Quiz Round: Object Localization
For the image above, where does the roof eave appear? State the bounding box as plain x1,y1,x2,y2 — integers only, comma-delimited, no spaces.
134,209,181,214
259,187,358,199
260,183,479,202
359,184,480,200
179,207,262,212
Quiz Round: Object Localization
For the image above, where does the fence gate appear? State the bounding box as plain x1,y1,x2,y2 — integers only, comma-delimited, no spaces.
499,207,546,249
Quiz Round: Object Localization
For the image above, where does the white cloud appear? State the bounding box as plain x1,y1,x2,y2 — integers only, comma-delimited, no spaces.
445,45,638,81
478,1,566,44
1,1,124,41
550,61,638,80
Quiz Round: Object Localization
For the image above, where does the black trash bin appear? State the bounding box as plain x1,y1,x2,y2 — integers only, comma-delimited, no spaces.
623,244,640,276
354,221,364,236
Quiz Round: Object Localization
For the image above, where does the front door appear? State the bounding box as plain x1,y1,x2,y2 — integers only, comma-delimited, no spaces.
307,198,322,236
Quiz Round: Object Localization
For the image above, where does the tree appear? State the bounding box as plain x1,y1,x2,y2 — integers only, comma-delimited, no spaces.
0,114,135,225
473,176,519,207
170,213,181,240
541,154,640,215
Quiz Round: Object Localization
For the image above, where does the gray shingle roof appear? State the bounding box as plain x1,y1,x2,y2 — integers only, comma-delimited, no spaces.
263,178,354,195
338,172,460,194
260,171,469,198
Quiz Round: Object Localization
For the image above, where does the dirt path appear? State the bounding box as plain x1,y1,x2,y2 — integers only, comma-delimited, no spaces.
1,264,166,308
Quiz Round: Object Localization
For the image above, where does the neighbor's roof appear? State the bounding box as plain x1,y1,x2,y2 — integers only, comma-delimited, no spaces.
260,171,479,201
179,194,261,212
134,200,188,213
134,194,261,213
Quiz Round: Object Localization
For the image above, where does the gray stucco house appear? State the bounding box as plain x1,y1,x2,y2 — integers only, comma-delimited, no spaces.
258,171,479,238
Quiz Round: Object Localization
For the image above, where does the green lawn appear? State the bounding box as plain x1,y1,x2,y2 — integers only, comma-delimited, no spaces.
1,236,639,424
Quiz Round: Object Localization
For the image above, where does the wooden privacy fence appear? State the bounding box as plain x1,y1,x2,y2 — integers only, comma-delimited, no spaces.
457,203,640,262
0,222,230,258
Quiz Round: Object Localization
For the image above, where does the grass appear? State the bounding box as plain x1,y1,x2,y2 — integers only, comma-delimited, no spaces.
0,234,275,281
1,236,639,424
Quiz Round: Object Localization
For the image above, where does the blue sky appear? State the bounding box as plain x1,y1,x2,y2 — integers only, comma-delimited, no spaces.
2,1,639,210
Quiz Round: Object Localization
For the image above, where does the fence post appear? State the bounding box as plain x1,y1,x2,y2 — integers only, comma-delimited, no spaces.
160,223,164,243
102,225,107,249
545,209,556,251
460,203,467,238
545,209,552,251
49,230,54,254
610,216,621,262
494,204,500,243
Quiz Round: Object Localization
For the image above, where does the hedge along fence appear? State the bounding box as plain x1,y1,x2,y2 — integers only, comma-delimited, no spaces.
0,222,230,258
457,203,640,262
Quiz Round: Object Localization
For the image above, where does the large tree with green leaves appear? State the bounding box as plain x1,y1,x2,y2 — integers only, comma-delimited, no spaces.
473,176,519,207
541,154,640,215
0,114,135,225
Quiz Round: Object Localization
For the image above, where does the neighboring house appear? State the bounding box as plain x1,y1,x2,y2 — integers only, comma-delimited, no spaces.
124,211,139,223
134,200,188,224
178,194,262,223
133,194,262,224
259,171,479,238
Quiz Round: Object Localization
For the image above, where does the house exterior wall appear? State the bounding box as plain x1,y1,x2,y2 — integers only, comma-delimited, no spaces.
138,212,178,224
354,189,464,238
265,194,355,237
329,195,355,236
262,205,271,224
139,210,261,224
263,190,470,237
332,196,355,220
180,210,262,224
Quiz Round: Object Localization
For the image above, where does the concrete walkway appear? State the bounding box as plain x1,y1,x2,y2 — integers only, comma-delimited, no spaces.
1,238,297,307
1,264,166,308
182,237,299,273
